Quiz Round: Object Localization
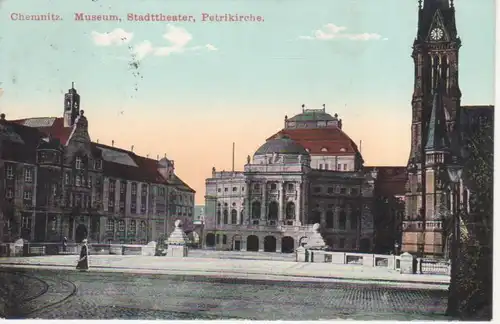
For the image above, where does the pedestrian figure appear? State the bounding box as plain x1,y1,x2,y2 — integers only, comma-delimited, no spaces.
63,237,68,253
76,239,89,271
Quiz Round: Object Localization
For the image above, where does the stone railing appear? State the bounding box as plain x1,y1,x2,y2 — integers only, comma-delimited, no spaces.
0,242,156,257
208,224,315,232
297,249,401,271
296,249,451,275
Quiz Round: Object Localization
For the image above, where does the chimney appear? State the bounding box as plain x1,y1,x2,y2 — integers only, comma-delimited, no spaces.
164,153,166,158
147,154,149,158
131,145,134,152
96,139,99,144
157,154,159,161
111,140,114,147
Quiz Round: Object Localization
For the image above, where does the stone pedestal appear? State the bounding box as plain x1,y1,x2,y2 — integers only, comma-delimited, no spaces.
399,252,416,274
296,246,307,262
167,245,188,257
166,220,189,258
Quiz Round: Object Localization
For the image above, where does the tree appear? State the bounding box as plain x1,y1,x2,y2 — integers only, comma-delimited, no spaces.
453,120,493,320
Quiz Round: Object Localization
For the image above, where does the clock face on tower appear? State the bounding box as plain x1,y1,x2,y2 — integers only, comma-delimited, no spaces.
430,28,444,41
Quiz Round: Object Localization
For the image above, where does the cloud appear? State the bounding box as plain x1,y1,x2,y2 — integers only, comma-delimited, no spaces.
131,25,217,60
205,44,218,51
133,41,154,60
92,28,134,46
300,23,384,41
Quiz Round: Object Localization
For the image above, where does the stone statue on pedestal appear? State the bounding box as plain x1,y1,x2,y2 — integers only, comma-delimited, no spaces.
304,223,327,250
166,220,189,257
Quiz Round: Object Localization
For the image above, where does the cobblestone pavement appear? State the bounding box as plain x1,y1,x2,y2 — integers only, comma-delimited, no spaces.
0,268,450,320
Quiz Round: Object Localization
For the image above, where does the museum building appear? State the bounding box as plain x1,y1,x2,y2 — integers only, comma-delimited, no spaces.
0,84,195,244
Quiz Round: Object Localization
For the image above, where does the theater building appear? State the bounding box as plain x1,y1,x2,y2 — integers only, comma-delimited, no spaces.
0,84,195,244
204,106,382,253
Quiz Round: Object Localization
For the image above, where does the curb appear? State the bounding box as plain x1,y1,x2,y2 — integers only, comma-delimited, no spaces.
0,263,450,287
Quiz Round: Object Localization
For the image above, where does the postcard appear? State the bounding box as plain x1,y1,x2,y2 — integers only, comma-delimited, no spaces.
0,0,494,321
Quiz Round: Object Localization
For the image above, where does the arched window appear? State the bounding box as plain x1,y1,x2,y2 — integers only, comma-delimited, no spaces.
231,209,237,224
351,208,359,230
285,202,295,220
268,201,278,220
223,209,229,224
252,201,261,219
139,221,146,232
339,210,346,229
326,210,334,228
217,210,221,224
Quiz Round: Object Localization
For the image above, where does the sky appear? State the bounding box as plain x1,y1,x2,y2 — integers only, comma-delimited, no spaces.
0,0,495,204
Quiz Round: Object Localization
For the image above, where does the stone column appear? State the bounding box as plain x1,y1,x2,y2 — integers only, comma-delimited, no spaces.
260,181,267,221
258,236,264,252
275,236,282,253
244,180,250,225
295,182,301,225
278,181,284,224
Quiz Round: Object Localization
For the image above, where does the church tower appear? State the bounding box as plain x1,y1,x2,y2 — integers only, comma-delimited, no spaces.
63,82,81,128
402,0,461,256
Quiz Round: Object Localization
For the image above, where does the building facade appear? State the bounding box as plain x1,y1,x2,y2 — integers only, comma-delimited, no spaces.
204,132,377,253
402,0,494,257
0,85,195,244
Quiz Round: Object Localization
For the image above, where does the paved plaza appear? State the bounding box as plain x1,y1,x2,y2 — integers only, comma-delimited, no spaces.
0,268,449,320
0,254,449,290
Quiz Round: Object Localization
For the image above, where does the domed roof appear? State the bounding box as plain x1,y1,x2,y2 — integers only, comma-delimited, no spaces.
288,111,337,122
254,135,309,156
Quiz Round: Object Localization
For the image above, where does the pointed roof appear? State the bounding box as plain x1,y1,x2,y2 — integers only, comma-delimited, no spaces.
417,0,457,42
425,85,450,152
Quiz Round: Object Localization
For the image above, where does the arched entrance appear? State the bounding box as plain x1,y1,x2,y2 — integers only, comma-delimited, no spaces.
75,224,88,243
205,233,215,247
247,235,259,252
360,238,371,253
281,236,295,253
264,236,277,252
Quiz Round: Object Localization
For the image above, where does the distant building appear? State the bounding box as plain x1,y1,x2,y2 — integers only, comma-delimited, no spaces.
0,84,195,244
204,106,378,253
194,205,205,223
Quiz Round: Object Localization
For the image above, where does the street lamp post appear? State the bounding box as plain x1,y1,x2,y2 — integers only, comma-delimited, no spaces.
446,163,463,317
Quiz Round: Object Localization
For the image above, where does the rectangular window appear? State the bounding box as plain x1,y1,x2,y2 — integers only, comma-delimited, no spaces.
23,190,32,200
6,165,13,179
216,234,220,244
64,173,70,185
222,235,227,244
5,189,13,199
22,216,31,229
319,164,323,170
131,203,136,213
325,164,329,170
120,182,126,193
131,183,137,195
24,168,33,183
75,176,81,187
106,219,114,231
343,164,347,171
109,181,115,192
108,200,114,207
337,164,341,170
75,157,82,170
